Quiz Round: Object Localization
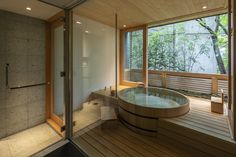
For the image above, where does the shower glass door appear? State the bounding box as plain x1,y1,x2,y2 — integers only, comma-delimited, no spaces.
53,25,64,120
46,19,65,135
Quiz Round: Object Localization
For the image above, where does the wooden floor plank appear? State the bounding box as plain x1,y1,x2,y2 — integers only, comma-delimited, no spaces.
165,119,232,141
74,121,211,157
81,133,118,157
163,97,231,142
72,93,234,157
117,124,183,157
103,129,157,157
189,108,228,120
114,127,170,157
155,132,212,157
157,121,236,157
156,127,230,157
174,119,229,137
182,113,228,126
176,116,230,133
92,126,144,157
73,137,104,157
86,129,132,157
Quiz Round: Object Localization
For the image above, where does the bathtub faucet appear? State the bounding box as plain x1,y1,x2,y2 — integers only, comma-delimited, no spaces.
136,82,145,87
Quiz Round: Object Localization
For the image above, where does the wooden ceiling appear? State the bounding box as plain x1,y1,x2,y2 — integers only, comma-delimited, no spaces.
73,0,228,29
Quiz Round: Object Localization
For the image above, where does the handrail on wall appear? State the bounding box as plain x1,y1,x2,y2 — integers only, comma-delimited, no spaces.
9,83,48,90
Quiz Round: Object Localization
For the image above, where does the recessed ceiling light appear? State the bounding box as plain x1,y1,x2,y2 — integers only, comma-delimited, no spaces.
85,30,89,33
202,6,207,9
76,21,81,24
26,7,31,11
123,25,127,28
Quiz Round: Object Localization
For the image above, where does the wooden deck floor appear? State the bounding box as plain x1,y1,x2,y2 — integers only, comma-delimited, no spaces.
73,89,236,156
163,96,232,142
92,88,232,141
73,120,210,157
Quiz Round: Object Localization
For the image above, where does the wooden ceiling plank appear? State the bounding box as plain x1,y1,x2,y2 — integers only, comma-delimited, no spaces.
73,0,228,29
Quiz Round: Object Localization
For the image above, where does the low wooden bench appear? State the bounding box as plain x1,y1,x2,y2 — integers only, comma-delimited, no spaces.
211,89,224,114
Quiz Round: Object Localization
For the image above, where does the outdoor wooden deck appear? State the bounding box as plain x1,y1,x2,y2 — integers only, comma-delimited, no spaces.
163,96,231,142
157,96,236,157
72,89,236,157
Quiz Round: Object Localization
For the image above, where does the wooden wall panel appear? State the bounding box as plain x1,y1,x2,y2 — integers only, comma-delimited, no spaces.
127,69,228,96
148,73,162,87
73,0,227,29
166,76,212,94
218,80,229,96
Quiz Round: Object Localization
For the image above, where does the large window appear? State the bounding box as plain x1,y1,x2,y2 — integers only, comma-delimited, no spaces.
148,14,228,74
123,29,144,82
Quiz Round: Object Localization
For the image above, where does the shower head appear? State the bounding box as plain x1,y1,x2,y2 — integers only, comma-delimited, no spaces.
38,0,87,10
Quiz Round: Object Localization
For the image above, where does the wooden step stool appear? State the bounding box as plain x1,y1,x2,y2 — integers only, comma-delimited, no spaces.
211,89,224,114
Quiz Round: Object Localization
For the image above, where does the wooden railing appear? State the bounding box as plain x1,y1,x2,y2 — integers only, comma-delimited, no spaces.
128,69,228,95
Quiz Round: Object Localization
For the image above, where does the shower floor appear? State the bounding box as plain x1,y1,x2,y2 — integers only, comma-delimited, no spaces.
0,123,61,157
0,99,102,157
73,99,102,133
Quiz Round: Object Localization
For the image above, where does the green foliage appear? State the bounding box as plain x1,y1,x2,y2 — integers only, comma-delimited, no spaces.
131,31,143,69
148,21,211,73
218,15,229,72
126,15,228,73
125,30,143,70
125,14,228,74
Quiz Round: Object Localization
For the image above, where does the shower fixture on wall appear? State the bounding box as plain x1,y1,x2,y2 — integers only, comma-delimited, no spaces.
38,0,86,10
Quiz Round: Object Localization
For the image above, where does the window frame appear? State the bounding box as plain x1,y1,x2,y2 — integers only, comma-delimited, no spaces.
119,25,148,87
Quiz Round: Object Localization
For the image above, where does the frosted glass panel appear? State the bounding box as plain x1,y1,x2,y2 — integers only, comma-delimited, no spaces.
53,25,64,116
72,14,116,132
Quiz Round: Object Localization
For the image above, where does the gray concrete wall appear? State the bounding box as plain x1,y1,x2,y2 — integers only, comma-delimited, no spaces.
0,10,46,138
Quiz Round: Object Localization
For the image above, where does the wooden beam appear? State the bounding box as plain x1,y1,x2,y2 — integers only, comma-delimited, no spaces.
45,22,51,119
47,119,64,136
211,77,219,94
149,7,227,28
228,0,232,109
47,11,65,23
148,70,228,80
232,0,236,140
45,12,65,136
121,81,140,87
119,29,124,85
161,73,167,88
143,25,148,87
120,24,147,32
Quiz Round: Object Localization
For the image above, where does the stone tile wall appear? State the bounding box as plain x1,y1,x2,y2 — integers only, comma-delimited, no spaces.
0,10,46,138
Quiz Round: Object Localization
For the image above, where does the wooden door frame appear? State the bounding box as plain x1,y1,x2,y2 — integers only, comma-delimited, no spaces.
233,0,236,140
119,24,148,87
45,11,65,136
230,0,236,139
228,0,236,140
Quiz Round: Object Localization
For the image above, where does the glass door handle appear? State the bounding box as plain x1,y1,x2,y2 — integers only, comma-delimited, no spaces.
60,71,65,77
